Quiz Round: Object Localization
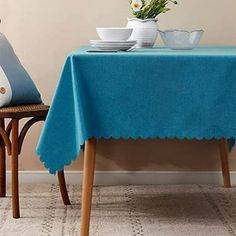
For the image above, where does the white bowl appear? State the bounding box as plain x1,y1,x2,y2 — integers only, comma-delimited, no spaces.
159,29,204,50
96,27,133,41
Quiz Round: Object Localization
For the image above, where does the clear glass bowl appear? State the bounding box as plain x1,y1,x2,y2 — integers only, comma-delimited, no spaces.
159,29,204,50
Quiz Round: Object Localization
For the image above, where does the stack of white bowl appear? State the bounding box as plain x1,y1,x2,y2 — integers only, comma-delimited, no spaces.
90,28,137,51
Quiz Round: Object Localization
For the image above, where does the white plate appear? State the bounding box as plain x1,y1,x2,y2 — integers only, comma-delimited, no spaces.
91,44,135,51
91,42,136,47
90,42,136,48
90,40,137,50
90,40,137,44
91,43,136,49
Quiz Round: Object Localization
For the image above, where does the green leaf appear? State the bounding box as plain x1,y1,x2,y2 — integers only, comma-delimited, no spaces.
130,0,178,19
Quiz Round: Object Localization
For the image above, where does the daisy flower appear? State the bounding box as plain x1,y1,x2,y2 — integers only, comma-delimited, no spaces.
131,0,143,12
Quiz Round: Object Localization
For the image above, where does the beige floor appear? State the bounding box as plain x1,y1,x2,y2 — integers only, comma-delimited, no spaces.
0,184,236,236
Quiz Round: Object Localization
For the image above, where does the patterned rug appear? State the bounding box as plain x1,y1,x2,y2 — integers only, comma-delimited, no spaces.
1,184,236,236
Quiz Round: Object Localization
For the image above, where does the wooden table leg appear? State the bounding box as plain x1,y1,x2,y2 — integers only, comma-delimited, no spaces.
219,139,231,188
58,170,71,205
11,119,20,218
80,139,96,236
0,119,6,197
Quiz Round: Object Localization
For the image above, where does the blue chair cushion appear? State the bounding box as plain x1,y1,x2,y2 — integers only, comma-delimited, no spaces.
0,33,42,107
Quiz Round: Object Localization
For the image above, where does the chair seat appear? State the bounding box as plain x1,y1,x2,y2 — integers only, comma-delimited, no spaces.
0,104,49,119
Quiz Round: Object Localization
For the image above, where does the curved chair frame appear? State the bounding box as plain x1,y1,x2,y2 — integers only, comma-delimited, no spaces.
0,106,70,218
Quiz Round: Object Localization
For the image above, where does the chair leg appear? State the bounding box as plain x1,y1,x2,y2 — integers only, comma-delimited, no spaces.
58,170,71,205
0,119,6,197
11,119,20,218
80,139,96,236
219,139,231,188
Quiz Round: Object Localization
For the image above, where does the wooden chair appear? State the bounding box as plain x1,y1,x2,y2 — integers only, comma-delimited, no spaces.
0,104,70,218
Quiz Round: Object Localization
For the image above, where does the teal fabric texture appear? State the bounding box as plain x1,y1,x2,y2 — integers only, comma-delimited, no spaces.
36,46,236,174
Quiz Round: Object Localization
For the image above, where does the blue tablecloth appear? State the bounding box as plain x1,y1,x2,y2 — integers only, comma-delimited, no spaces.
36,46,236,174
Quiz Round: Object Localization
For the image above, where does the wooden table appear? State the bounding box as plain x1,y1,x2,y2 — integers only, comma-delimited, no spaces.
80,138,230,236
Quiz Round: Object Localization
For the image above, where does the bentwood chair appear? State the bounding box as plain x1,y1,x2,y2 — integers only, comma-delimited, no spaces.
0,104,70,218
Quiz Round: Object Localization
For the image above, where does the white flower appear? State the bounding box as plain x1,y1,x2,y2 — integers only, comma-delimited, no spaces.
131,0,142,12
